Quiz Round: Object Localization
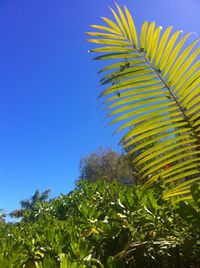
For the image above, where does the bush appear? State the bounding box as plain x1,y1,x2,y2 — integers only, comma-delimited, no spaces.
1,180,200,267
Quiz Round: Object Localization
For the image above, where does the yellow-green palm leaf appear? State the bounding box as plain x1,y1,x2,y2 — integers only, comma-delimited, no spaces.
87,4,200,199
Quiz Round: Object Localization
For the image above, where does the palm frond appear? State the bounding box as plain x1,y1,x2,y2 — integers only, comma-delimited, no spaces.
87,4,200,198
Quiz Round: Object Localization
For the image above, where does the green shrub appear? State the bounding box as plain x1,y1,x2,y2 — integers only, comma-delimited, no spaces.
1,180,200,267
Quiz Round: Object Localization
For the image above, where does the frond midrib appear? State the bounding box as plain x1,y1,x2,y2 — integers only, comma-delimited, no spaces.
130,46,200,146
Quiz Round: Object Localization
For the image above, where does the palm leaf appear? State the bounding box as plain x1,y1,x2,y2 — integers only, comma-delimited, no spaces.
87,4,200,198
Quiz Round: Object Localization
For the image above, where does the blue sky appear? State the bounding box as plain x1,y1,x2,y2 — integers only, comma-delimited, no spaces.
0,0,200,214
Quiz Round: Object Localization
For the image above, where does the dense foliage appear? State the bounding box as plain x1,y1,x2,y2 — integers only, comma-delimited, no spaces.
1,180,200,267
2,4,200,268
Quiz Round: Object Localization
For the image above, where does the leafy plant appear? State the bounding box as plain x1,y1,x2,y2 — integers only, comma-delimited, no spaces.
87,3,200,198
1,180,200,267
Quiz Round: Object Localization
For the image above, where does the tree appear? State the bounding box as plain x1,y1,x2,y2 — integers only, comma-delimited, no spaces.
79,147,136,184
0,209,5,223
87,3,200,199
10,189,51,218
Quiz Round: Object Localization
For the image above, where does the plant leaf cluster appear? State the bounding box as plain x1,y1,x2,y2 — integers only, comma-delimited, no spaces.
1,180,200,267
87,4,200,198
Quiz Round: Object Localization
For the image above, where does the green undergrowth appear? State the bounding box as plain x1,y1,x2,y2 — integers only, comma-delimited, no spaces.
1,180,200,267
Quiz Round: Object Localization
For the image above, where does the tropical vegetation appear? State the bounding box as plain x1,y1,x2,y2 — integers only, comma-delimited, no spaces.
10,190,51,219
87,3,200,199
1,180,200,267
1,3,200,267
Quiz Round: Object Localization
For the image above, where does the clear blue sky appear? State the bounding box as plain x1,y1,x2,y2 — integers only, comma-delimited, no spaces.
0,0,200,214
